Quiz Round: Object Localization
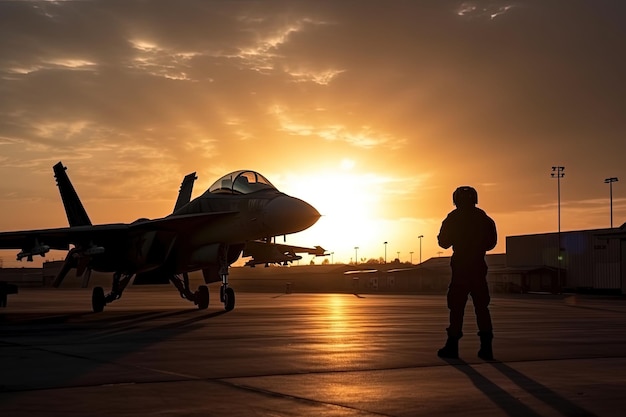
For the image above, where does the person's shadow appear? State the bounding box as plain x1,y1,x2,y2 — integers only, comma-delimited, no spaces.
441,358,596,417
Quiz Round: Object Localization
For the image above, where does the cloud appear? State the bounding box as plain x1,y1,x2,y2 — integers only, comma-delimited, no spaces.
456,1,516,20
268,104,406,149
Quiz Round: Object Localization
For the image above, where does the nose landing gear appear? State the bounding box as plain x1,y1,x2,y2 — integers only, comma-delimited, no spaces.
219,268,235,312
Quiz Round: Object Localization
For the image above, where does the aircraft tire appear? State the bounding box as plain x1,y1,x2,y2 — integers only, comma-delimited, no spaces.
224,287,235,311
92,287,105,313
196,285,209,310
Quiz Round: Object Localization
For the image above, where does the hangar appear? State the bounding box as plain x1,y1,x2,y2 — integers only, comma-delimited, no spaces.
506,224,626,295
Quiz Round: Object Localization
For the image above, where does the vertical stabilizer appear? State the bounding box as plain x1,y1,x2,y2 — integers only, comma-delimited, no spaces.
53,162,92,226
173,172,197,213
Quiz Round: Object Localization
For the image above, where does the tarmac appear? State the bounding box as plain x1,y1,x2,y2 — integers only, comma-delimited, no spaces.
1,287,625,416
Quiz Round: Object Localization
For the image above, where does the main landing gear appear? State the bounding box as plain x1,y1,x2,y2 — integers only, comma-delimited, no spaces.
91,272,132,313
170,272,235,312
196,284,210,310
170,272,210,310
91,271,236,313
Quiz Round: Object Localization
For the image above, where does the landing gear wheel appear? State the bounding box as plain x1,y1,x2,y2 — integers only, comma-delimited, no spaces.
196,285,209,310
223,287,235,311
92,286,106,313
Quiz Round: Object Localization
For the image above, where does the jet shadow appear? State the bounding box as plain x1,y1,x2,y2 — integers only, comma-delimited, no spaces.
0,305,229,399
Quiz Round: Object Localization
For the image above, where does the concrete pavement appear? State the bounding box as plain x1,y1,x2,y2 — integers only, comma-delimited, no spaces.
1,288,625,416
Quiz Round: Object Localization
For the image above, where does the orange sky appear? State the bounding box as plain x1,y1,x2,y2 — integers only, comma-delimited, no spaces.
1,1,626,268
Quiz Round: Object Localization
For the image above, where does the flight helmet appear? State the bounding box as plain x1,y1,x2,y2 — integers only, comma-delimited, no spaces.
453,186,478,207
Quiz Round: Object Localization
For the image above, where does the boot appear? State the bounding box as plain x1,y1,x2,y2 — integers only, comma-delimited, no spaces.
477,331,494,360
437,332,461,358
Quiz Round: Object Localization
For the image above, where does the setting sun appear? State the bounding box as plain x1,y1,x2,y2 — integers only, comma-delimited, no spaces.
274,161,384,264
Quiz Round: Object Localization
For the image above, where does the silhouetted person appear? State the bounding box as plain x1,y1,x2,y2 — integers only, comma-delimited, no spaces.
437,186,497,360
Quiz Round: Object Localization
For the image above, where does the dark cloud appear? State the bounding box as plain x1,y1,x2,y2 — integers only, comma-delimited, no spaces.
2,1,623,150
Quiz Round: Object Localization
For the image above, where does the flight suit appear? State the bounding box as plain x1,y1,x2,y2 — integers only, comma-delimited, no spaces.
438,205,497,356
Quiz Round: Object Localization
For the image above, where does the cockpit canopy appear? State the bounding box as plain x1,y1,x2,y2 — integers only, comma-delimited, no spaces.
208,170,277,195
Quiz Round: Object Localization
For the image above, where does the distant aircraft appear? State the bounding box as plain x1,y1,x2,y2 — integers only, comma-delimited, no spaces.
242,239,326,267
0,162,325,312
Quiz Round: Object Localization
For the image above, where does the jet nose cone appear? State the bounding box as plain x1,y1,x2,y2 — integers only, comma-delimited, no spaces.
264,195,321,235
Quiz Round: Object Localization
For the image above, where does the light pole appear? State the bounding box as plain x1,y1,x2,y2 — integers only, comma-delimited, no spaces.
396,251,400,262
354,247,359,265
331,252,334,264
604,177,619,228
418,235,424,264
410,251,414,264
384,241,388,264
551,166,565,284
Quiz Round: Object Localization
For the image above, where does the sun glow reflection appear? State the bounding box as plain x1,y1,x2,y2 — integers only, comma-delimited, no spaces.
323,294,351,349
328,294,346,327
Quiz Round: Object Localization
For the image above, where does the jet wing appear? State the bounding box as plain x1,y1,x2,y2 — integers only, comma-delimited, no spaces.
242,240,327,266
0,211,238,261
0,224,130,261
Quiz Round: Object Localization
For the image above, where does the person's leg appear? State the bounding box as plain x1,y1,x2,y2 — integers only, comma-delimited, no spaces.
471,278,494,360
471,279,492,333
438,280,469,358
447,281,470,337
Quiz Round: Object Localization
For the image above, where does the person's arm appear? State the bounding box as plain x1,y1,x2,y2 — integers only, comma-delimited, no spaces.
484,216,497,251
438,216,453,249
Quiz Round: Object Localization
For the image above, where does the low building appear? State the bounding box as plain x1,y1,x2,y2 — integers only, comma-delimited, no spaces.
0,267,43,287
343,254,510,294
595,224,626,295
507,225,624,295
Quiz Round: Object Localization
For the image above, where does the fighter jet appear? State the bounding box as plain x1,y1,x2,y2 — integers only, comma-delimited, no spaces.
0,162,325,312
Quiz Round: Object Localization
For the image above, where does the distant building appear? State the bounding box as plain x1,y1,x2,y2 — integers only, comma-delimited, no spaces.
416,254,512,293
594,224,626,295
506,224,625,295
343,255,507,294
0,267,43,287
